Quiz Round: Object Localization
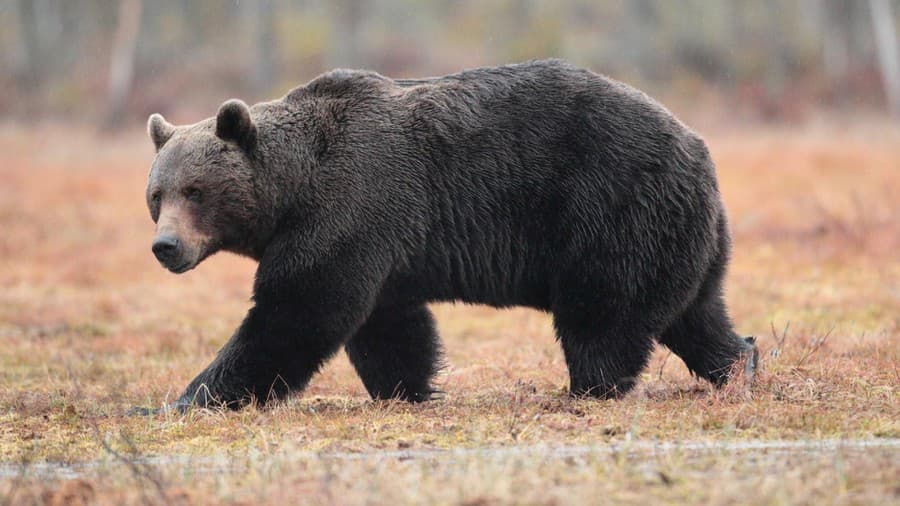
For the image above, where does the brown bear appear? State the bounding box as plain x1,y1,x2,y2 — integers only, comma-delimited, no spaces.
140,59,756,412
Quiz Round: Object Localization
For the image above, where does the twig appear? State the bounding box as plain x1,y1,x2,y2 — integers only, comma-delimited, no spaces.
795,325,835,368
769,320,790,358
657,350,672,382
65,362,170,505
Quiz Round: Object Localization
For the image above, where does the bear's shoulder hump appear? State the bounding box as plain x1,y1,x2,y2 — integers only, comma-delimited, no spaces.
288,69,390,102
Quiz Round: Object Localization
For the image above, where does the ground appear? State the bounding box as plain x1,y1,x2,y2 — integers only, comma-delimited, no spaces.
0,120,898,505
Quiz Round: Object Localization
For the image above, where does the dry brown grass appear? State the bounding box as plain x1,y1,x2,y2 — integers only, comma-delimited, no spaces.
0,120,898,504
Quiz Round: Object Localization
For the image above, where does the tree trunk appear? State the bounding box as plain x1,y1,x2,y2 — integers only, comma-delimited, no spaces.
15,0,44,88
253,0,278,94
104,0,143,129
823,0,851,103
869,0,900,117
765,0,789,96
327,0,364,69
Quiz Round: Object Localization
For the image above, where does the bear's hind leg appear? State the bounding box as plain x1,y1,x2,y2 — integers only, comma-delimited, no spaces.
554,310,655,399
345,304,442,402
658,277,756,386
659,211,757,386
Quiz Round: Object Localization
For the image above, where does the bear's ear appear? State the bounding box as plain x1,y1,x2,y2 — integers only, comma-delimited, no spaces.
215,99,257,151
147,113,175,151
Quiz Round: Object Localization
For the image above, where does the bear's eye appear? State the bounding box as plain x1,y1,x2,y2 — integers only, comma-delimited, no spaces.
151,192,161,206
185,187,202,203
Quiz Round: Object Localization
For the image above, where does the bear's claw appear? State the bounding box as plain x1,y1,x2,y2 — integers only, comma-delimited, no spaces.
742,336,759,383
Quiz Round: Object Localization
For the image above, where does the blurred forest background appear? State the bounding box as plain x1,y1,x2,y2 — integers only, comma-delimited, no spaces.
1,0,899,128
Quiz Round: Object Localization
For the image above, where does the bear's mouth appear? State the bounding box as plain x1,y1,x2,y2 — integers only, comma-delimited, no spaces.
166,261,195,274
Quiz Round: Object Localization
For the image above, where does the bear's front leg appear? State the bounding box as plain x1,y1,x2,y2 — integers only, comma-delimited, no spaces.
174,302,348,409
170,240,386,411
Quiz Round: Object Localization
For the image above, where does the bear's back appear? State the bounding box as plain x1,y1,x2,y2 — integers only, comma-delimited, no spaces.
274,61,719,310
388,60,699,180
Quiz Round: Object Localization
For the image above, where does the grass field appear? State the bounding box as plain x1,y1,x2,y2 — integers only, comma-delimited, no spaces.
1,120,898,504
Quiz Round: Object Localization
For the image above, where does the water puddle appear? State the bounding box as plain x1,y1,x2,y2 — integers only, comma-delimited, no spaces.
3,438,898,480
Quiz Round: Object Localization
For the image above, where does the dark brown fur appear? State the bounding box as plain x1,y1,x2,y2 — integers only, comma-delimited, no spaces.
141,60,756,412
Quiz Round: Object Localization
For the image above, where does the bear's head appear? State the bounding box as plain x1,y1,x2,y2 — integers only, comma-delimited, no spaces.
146,99,260,273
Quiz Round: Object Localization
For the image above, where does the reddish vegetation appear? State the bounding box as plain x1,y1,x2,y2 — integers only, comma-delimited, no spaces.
0,121,897,504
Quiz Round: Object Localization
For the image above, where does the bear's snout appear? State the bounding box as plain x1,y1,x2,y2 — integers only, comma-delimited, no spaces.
152,234,187,272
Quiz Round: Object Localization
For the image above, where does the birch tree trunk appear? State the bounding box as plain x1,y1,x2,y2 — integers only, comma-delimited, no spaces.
104,0,142,129
869,0,900,117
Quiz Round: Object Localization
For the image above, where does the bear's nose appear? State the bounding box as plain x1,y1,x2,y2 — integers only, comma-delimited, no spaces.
152,235,180,262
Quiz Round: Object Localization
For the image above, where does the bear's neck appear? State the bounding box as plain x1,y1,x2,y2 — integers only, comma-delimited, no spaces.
243,106,318,259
